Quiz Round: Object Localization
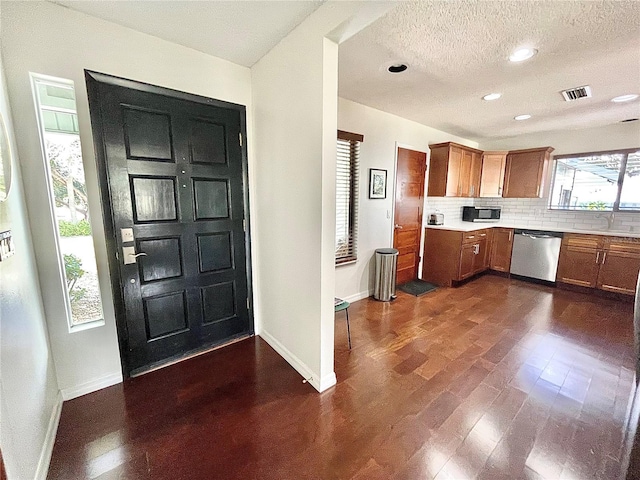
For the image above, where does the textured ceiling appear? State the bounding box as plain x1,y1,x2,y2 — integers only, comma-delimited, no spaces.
52,0,324,67
338,1,640,142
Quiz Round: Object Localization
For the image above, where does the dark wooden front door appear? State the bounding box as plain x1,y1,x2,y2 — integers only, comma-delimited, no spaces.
86,72,253,376
393,147,426,285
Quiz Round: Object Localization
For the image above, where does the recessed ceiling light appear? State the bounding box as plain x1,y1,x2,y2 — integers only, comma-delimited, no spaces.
509,48,538,62
612,94,639,103
514,114,532,121
387,64,408,74
483,93,502,101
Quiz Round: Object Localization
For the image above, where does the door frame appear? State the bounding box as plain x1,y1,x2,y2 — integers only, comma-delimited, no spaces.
391,142,429,280
85,70,254,378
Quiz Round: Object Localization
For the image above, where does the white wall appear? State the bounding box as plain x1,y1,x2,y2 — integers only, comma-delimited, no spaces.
335,98,479,300
251,3,370,392
481,121,640,155
0,56,61,480
0,1,254,398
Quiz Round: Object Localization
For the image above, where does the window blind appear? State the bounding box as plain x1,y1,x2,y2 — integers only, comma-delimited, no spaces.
336,131,362,265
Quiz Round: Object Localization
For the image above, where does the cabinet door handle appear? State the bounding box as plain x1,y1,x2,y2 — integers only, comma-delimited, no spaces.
467,235,475,239
596,251,600,264
508,231,512,242
479,233,487,237
602,252,607,264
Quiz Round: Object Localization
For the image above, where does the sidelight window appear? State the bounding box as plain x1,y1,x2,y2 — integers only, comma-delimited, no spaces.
31,74,104,328
335,130,362,265
549,148,640,211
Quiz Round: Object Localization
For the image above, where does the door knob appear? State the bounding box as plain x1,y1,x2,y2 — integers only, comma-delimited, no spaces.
395,224,403,229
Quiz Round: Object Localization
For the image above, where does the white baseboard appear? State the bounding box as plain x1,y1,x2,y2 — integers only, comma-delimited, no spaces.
341,289,372,303
61,372,123,401
34,391,63,480
319,372,337,391
259,330,336,393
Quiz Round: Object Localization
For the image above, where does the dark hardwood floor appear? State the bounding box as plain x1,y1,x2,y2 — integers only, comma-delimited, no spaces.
47,275,636,479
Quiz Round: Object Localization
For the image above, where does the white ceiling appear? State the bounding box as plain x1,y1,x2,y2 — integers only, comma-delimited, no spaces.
338,1,640,142
50,0,640,142
52,0,324,67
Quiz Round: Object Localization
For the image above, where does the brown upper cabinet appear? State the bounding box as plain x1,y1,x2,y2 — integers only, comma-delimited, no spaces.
428,143,554,198
502,147,554,198
427,142,483,197
479,151,508,197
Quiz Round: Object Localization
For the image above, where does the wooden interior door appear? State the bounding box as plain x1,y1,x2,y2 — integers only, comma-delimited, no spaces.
86,72,253,376
393,147,426,285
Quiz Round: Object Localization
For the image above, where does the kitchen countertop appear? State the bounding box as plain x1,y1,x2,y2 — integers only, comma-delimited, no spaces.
425,221,640,238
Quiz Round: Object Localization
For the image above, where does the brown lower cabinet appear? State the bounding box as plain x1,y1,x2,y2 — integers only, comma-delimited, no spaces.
424,228,640,295
556,233,640,295
489,227,514,272
422,228,490,286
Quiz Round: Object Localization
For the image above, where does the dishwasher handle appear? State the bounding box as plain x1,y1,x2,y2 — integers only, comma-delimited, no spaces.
521,233,554,239
515,229,564,240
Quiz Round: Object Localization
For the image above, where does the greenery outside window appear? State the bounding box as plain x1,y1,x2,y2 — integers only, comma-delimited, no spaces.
336,130,363,265
549,148,640,211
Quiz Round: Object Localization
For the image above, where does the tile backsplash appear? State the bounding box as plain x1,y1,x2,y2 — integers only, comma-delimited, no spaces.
425,196,640,233
424,197,471,221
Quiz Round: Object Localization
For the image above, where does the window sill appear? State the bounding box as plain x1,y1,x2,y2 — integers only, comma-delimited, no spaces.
69,318,105,333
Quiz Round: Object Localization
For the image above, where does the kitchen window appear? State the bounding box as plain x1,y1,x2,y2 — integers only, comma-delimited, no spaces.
549,148,640,211
335,130,362,265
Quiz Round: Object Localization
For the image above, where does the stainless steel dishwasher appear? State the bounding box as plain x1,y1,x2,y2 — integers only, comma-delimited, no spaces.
510,229,563,282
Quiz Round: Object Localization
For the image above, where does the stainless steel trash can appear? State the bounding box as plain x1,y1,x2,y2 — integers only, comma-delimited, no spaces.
374,248,399,301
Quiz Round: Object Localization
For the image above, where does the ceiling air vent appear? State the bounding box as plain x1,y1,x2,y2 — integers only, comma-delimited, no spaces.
561,85,592,102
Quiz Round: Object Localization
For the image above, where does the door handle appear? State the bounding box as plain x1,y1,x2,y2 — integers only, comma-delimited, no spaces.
123,246,147,265
602,251,607,264
596,251,600,264
395,224,403,229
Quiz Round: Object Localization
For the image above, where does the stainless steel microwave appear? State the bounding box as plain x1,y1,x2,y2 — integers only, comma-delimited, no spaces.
462,206,501,222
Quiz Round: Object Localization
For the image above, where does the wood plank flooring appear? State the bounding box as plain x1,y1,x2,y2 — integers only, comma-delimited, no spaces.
47,275,636,479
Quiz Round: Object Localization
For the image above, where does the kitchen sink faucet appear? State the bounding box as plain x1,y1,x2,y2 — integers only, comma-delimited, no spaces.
595,211,616,230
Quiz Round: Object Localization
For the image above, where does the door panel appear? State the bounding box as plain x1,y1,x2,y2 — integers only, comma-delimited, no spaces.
446,147,462,196
87,73,252,375
459,150,473,197
393,147,426,285
556,246,600,287
597,251,640,295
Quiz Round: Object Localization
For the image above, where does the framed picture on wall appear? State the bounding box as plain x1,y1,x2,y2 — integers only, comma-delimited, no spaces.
369,168,387,199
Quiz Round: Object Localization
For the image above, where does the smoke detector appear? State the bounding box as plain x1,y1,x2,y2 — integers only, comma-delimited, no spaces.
561,86,592,102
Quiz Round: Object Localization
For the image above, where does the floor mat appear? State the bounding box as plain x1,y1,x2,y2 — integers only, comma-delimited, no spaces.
398,279,438,297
